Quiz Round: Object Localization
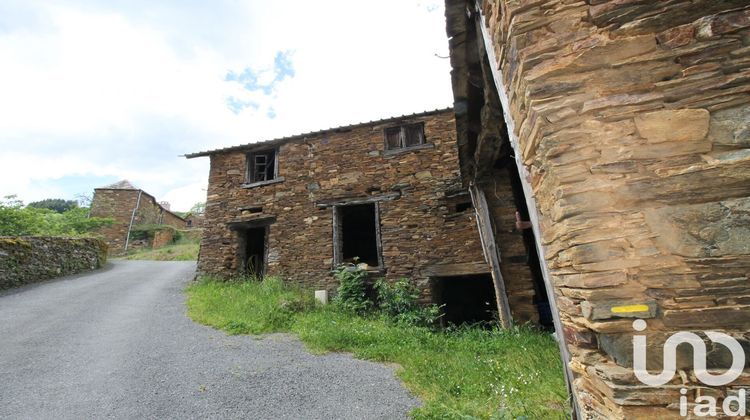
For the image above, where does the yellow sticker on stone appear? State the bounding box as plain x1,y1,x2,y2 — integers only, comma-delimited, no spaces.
611,304,650,314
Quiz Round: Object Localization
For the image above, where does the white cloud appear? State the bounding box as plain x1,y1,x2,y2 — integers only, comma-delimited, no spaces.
0,0,452,211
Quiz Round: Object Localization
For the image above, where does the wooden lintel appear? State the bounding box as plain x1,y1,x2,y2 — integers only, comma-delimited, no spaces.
421,261,490,277
227,216,276,230
316,192,400,208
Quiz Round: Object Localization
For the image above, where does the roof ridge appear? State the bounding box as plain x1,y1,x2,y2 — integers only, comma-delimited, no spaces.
98,179,138,190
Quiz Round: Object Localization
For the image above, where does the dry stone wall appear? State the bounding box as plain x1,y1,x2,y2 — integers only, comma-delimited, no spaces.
473,0,750,417
199,110,490,299
0,237,107,290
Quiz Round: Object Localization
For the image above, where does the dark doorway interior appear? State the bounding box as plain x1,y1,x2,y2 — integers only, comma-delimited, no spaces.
339,203,379,267
239,226,267,278
501,156,555,329
432,274,497,325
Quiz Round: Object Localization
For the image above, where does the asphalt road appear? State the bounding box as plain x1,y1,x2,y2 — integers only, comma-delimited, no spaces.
0,260,419,419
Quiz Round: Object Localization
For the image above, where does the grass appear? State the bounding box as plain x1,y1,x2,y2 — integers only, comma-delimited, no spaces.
124,238,199,261
186,277,569,419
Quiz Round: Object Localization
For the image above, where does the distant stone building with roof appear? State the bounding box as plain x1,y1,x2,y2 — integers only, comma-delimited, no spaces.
90,180,186,255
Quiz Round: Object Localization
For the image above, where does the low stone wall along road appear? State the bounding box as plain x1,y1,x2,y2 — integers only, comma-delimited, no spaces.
0,260,419,419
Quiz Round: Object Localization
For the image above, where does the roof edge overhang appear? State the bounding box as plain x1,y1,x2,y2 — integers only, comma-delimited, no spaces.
184,107,454,159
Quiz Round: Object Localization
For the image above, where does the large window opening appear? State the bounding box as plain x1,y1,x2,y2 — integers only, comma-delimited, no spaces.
246,149,277,183
238,226,267,278
431,274,497,326
335,203,381,267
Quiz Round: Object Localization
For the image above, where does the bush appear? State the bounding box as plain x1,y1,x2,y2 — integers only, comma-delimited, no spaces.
332,263,372,314
374,278,442,327
332,264,441,327
59,207,113,234
0,195,112,237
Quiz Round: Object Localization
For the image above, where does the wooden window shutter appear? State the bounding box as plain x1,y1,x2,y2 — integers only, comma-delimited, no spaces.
385,127,402,149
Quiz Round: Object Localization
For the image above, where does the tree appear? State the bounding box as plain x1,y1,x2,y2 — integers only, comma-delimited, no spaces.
27,198,79,213
190,201,206,215
0,195,113,237
0,196,51,236
75,193,93,207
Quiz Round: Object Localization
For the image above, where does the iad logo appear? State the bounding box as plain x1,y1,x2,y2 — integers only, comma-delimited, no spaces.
632,319,747,417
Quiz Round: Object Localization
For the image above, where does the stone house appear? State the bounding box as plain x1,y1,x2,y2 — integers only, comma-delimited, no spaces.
187,109,549,324
185,212,205,228
445,0,750,418
90,180,186,255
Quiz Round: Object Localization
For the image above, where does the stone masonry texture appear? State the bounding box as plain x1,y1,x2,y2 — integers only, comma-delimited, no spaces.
191,109,512,304
446,0,750,418
90,185,186,255
0,237,107,290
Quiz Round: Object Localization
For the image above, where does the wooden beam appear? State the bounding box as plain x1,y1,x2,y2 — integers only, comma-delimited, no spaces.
374,202,385,269
315,192,400,208
227,216,276,230
469,184,513,328
421,261,490,277
332,206,340,267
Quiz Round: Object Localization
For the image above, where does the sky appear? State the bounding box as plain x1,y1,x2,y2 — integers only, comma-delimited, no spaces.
0,0,453,212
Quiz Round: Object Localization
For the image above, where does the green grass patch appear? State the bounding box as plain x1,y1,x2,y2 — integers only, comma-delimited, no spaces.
186,277,569,419
124,239,199,261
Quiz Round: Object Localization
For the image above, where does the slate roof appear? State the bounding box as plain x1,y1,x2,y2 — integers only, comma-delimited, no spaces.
184,107,453,158
97,180,138,190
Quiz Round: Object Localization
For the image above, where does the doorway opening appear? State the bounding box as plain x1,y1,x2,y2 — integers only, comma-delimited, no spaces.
335,203,381,267
238,226,267,278
502,156,555,329
431,274,497,325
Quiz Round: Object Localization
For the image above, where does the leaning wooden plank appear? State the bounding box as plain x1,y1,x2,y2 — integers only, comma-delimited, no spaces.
469,184,513,328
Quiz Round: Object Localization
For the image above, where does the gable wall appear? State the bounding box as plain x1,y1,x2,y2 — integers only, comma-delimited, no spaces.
91,189,186,255
90,189,140,255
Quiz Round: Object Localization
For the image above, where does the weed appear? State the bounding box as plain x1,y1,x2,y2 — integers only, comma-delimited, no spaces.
374,278,441,327
331,263,372,314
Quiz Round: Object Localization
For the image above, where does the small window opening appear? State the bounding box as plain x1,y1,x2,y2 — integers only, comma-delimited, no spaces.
455,201,473,213
247,149,277,183
238,226,267,278
384,123,425,150
336,203,380,267
431,274,497,325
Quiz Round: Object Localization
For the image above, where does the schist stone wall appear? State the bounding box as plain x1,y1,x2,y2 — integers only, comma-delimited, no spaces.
448,0,750,417
194,109,500,300
0,237,107,290
90,185,186,255
90,188,139,254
